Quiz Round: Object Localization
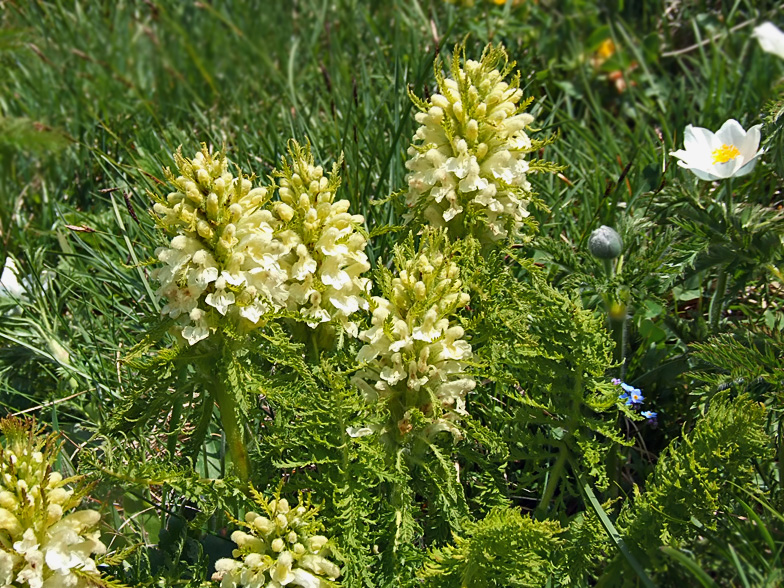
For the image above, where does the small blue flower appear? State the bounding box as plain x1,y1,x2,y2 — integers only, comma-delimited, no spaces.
641,410,658,428
617,382,644,406
611,378,622,386
628,390,644,406
618,385,644,407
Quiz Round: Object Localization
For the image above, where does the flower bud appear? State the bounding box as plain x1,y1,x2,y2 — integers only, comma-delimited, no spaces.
46,338,70,366
229,203,242,223
47,487,70,505
466,119,479,143
308,535,328,553
47,503,63,525
206,193,220,221
253,516,274,534
214,177,226,196
197,220,214,240
588,225,623,259
0,491,16,509
197,168,210,186
275,202,295,222
275,513,288,529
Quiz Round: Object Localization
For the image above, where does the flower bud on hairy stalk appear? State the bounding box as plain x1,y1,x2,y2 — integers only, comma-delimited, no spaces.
151,145,289,346
588,225,628,374
352,231,474,442
405,43,560,245
213,488,341,588
0,417,107,587
272,141,371,343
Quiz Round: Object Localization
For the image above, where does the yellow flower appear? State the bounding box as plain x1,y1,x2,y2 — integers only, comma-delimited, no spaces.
596,38,616,60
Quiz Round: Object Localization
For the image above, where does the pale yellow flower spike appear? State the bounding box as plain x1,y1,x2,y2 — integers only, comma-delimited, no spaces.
212,490,341,588
272,140,371,337
0,418,106,588
352,231,475,441
152,145,289,345
404,42,545,243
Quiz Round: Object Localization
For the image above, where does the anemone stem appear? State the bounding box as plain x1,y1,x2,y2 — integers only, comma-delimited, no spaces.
709,268,728,334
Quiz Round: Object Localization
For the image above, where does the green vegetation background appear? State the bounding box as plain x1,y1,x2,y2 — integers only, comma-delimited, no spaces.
1,1,783,586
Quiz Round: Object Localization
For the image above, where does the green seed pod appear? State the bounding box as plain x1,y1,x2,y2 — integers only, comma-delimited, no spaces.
588,225,623,259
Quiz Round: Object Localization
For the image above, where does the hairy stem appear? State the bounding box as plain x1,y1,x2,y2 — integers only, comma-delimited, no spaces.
535,442,569,519
185,388,214,466
214,370,251,485
167,397,183,459
309,330,320,365
709,268,728,334
602,257,614,280
610,315,627,374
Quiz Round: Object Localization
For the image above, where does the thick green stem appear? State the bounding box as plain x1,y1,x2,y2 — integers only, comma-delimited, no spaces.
185,389,214,465
309,330,321,365
536,372,583,518
535,442,569,519
607,313,627,496
602,257,614,280
609,315,627,374
709,268,728,334
167,398,183,459
214,373,251,485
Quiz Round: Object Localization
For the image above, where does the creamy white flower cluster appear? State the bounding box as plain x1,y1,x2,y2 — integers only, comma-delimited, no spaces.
405,44,538,243
153,146,287,345
352,233,475,438
152,144,370,344
271,142,371,336
0,418,106,588
213,493,340,588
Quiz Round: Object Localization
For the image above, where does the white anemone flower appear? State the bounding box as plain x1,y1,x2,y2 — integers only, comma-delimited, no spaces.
752,22,784,61
0,258,24,300
670,119,763,181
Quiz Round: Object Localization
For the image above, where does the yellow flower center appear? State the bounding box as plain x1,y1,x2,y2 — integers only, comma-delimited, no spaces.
711,144,740,165
597,39,616,59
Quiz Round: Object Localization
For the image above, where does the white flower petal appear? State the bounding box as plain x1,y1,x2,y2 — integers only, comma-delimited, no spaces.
346,426,374,438
734,156,761,178
739,124,763,161
714,118,747,150
753,22,784,60
0,258,25,299
683,124,712,152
